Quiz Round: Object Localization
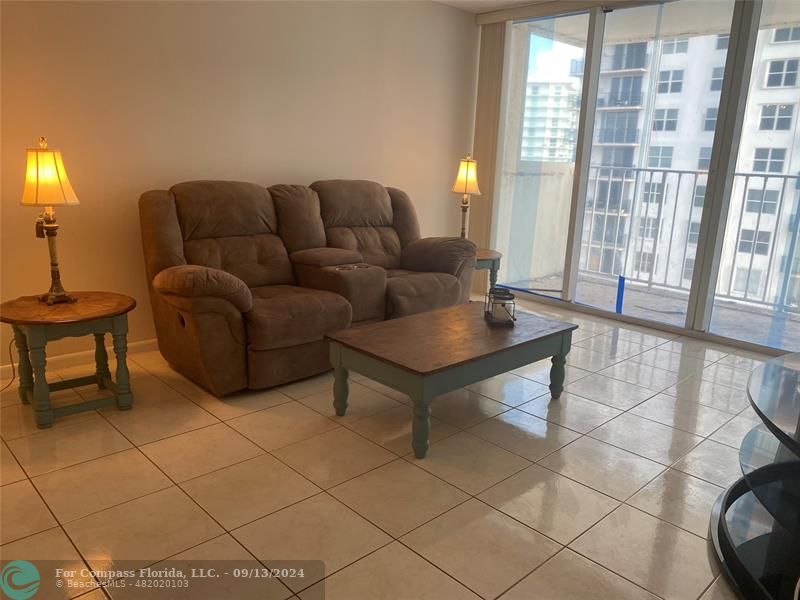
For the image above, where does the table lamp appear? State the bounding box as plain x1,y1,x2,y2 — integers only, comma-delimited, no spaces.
451,154,481,239
21,137,80,305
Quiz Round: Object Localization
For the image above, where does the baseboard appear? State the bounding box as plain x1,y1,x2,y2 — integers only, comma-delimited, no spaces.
0,338,159,381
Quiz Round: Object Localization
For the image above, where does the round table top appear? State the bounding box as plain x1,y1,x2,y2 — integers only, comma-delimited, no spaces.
477,248,502,261
747,353,800,456
0,292,136,326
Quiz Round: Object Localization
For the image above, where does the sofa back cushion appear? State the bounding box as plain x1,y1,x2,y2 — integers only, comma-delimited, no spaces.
171,181,294,287
310,180,403,269
269,184,327,253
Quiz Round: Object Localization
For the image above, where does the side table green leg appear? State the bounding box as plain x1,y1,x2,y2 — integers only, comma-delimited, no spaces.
112,316,133,410
94,333,111,389
411,392,434,459
549,354,566,400
333,367,349,416
27,328,54,428
12,327,33,405
489,260,499,290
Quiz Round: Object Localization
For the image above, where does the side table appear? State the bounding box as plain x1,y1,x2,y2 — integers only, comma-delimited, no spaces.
476,248,502,290
0,291,136,428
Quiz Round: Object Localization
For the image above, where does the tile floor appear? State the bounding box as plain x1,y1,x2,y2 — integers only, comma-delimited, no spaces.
0,297,772,599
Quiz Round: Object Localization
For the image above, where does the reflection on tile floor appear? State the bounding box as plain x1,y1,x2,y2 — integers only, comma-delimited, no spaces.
0,297,771,599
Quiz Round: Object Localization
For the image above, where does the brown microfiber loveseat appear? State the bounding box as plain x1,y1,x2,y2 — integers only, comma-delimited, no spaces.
139,179,476,396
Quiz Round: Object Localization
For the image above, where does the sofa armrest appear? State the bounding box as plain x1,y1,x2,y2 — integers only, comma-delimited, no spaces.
153,265,253,313
295,263,386,322
401,237,477,277
290,247,363,267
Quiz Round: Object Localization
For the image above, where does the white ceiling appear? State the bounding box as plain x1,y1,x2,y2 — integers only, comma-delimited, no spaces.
435,0,549,15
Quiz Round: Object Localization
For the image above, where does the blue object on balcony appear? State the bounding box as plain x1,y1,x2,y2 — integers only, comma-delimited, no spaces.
616,276,625,314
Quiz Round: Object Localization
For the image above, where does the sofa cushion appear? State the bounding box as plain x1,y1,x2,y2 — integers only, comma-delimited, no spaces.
269,184,327,253
385,272,461,319
311,180,393,228
184,235,294,288
326,226,402,268
245,285,352,351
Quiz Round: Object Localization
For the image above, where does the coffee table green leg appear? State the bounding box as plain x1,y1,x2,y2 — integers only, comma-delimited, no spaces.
549,354,566,400
112,315,133,410
12,327,33,405
27,327,54,428
333,367,349,416
411,392,434,459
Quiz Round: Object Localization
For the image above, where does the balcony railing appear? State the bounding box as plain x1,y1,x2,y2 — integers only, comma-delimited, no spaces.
598,128,639,144
597,94,643,108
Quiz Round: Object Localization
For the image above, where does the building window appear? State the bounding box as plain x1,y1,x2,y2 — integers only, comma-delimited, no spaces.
711,67,724,91
688,222,701,244
759,104,793,130
693,184,706,207
773,27,800,43
733,268,763,296
753,148,786,173
609,76,643,106
658,69,684,93
663,38,688,54
653,108,678,131
766,59,798,88
612,42,647,70
745,189,779,215
703,107,718,131
635,251,655,272
639,217,660,239
683,257,695,281
716,34,729,50
738,229,771,255
600,110,638,142
648,146,673,168
698,147,712,170
643,182,665,204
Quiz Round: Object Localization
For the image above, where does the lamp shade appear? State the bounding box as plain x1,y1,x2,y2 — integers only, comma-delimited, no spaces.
451,154,481,196
21,137,79,207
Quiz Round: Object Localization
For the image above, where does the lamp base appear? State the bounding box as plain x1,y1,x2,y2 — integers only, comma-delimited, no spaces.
39,290,77,305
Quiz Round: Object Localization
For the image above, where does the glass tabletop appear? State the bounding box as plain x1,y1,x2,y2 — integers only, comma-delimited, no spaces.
748,354,800,456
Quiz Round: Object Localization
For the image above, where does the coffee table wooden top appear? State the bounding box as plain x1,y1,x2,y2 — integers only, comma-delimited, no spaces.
327,302,577,376
0,292,136,326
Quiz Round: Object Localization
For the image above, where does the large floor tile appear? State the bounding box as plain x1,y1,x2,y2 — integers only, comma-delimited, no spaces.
700,576,739,600
700,363,751,391
574,334,650,359
629,394,734,436
299,381,401,423
299,541,480,600
512,360,591,387
188,388,291,420
55,358,149,383
355,377,410,403
7,416,132,477
345,405,458,455
402,499,560,600
329,459,468,537
627,347,711,374
272,427,394,489
32,449,172,523
659,337,729,362
278,372,334,400
181,454,320,530
518,392,622,434
65,487,223,573
468,409,580,461
227,401,339,451
716,351,768,372
628,469,723,538
479,464,618,544
430,388,509,428
409,432,530,495
1,440,26,485
709,411,761,448
589,413,702,465
1,395,95,441
561,345,619,371
1,479,57,544
571,505,717,600
140,423,263,482
672,439,742,487
564,374,655,410
233,494,390,591
599,361,687,392
500,549,659,600
663,377,748,414
539,437,663,500
466,372,550,407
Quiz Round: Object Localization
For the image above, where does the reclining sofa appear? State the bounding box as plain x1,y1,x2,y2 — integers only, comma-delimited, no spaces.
139,179,476,396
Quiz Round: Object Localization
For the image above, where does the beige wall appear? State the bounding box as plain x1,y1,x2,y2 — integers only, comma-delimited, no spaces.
0,1,478,360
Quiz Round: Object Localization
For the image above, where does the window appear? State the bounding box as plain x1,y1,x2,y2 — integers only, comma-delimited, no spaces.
635,251,655,272
773,27,800,43
648,146,673,168
658,69,684,93
595,180,625,210
738,229,771,255
683,257,695,281
663,38,688,54
643,182,665,204
759,104,793,130
653,108,678,131
600,110,638,142
609,76,643,105
753,148,786,173
766,59,798,87
640,217,660,239
601,147,634,167
612,42,647,70
733,268,763,296
698,147,712,170
711,67,724,91
693,184,706,207
688,222,701,244
716,34,729,50
745,189,779,214
704,107,718,131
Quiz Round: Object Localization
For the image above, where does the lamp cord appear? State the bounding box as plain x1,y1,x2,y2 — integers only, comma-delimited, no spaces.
1,339,16,393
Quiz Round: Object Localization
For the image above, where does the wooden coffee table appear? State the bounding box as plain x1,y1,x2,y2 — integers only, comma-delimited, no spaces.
326,302,577,458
